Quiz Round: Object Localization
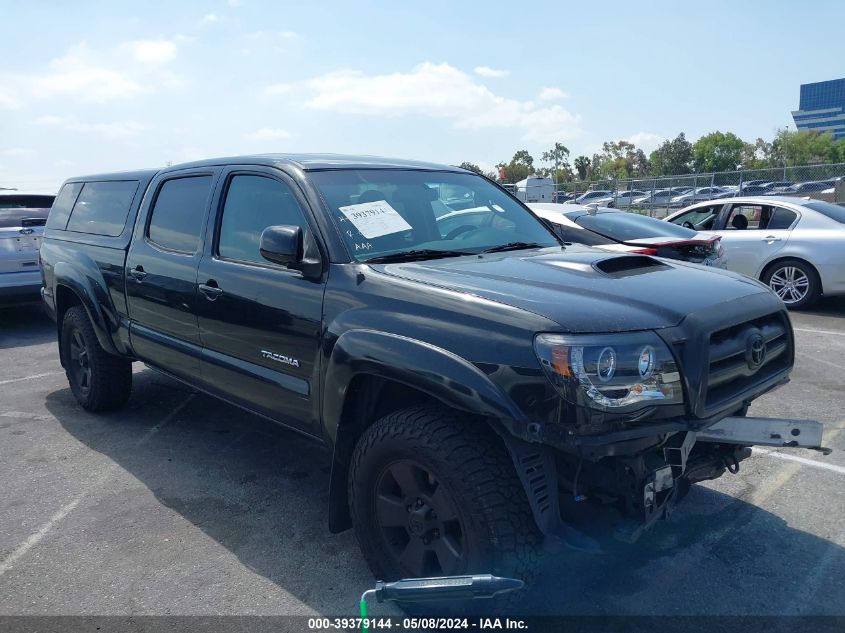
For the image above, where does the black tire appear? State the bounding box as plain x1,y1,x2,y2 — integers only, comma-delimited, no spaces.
349,406,540,610
61,306,132,411
761,258,821,310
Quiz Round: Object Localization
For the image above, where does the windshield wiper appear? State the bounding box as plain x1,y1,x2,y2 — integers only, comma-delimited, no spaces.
363,249,472,264
478,242,546,254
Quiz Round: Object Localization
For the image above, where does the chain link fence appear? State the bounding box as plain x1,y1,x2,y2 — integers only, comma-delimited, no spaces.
511,162,845,217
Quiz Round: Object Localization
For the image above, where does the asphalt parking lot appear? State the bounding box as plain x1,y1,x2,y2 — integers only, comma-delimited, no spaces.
1,300,844,617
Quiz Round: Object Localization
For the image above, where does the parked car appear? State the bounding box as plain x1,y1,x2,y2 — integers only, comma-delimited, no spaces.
0,190,56,305
781,181,830,194
552,191,576,203
633,189,676,206
670,187,725,207
712,185,772,199
610,190,646,208
665,196,845,308
762,181,794,192
530,203,726,268
39,154,821,590
575,190,613,204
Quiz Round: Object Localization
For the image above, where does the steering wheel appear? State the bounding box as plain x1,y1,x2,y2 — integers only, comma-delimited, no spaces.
445,225,479,240
682,221,695,229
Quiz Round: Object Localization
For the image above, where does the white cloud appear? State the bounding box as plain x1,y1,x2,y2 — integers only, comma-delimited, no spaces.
303,62,582,144
538,87,568,102
35,115,145,140
473,66,509,78
125,39,178,65
199,13,221,26
246,127,292,141
0,41,184,108
626,132,665,154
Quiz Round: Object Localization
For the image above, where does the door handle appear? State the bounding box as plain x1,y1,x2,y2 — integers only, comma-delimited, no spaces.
129,265,147,282
761,235,782,243
199,281,223,300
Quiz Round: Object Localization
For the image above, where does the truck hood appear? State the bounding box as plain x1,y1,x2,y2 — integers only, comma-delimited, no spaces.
373,246,773,333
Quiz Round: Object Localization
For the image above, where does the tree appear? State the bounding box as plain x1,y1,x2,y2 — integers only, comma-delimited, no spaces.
541,142,572,183
497,150,536,183
649,133,693,176
573,155,590,180
458,161,484,175
692,131,745,173
591,140,651,179
772,128,841,166
741,138,777,169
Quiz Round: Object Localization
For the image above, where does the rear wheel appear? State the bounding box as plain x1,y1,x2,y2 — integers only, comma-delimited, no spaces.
61,306,132,411
762,259,820,310
349,406,540,607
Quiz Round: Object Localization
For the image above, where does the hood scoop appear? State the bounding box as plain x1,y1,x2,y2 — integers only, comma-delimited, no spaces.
594,255,668,278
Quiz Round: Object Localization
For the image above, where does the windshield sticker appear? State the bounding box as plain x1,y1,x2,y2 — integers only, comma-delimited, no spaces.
337,201,412,239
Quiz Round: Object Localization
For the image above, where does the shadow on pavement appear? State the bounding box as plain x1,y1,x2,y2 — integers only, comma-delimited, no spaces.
45,368,845,616
0,303,55,350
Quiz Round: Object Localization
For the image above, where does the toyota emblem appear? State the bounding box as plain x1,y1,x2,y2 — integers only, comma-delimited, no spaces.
745,332,767,370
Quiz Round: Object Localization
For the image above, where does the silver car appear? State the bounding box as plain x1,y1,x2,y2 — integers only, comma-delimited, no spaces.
665,196,845,309
0,191,55,305
670,186,725,207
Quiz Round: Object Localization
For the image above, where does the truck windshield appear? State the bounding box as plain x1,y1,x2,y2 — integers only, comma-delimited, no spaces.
310,170,559,261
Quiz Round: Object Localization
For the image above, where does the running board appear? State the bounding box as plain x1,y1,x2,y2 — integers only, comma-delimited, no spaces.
696,416,826,451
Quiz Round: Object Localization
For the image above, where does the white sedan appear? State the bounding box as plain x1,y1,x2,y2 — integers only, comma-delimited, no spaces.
665,196,845,309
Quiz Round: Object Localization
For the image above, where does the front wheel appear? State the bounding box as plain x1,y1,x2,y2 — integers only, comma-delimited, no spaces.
349,407,540,593
61,306,132,411
762,259,820,310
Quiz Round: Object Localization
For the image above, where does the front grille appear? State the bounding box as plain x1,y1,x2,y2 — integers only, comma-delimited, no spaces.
705,311,791,409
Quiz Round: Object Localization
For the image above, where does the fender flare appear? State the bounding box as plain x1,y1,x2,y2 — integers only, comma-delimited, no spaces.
323,329,528,441
53,261,120,358
322,329,529,532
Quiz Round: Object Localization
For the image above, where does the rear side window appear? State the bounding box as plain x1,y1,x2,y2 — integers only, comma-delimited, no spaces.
147,176,212,252
66,181,139,236
46,183,83,230
766,207,797,230
218,175,309,264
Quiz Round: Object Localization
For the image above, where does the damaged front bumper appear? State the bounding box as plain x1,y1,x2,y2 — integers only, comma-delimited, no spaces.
504,416,827,549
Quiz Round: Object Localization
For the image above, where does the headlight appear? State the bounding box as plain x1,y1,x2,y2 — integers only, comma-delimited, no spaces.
534,332,683,411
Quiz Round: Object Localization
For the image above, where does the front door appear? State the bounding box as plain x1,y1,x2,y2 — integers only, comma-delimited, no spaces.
126,171,218,381
195,168,325,434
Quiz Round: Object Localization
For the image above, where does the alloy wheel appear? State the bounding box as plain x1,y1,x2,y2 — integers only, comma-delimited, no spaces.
768,266,810,305
375,459,465,578
68,328,92,395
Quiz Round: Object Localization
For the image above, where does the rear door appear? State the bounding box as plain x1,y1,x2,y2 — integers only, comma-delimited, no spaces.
716,203,793,276
126,170,219,381
195,167,325,434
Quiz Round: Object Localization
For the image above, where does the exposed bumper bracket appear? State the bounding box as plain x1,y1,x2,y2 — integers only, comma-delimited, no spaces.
696,416,826,451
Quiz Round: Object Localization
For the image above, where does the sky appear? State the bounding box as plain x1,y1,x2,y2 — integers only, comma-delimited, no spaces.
2,0,844,191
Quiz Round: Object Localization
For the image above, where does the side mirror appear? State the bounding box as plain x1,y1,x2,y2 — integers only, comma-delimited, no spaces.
259,225,303,267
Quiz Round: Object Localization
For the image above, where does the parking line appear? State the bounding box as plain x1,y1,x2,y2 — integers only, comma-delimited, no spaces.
754,447,845,475
0,394,194,577
0,371,63,386
793,327,845,337
794,351,845,371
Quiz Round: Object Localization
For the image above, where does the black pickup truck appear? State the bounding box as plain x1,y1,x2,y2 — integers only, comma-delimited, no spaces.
40,154,823,585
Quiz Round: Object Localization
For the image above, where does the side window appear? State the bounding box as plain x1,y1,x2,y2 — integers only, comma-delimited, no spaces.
767,207,798,230
46,183,83,230
670,205,719,230
148,176,212,252
217,175,309,265
66,180,139,236
726,204,763,230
